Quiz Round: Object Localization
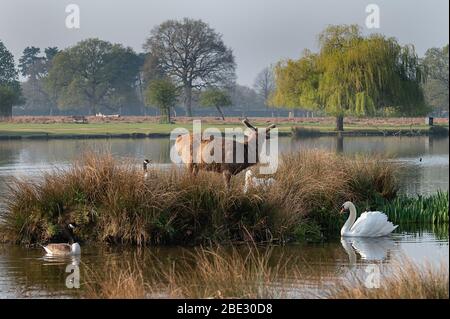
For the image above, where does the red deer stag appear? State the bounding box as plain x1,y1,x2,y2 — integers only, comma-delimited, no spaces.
175,119,276,188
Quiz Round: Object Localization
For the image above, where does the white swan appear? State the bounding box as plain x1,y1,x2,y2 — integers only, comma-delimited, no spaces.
340,201,398,237
243,170,275,193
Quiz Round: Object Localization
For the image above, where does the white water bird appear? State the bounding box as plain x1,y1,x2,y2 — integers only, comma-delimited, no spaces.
41,224,81,256
143,159,151,179
243,169,275,193
340,201,398,237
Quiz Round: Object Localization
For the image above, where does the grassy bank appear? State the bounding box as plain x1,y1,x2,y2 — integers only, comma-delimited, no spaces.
0,122,295,137
0,151,399,245
0,116,447,139
292,124,449,137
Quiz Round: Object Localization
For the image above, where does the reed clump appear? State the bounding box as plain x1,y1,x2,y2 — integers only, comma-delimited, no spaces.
84,260,149,299
330,259,449,299
83,245,297,299
1,150,400,245
379,191,449,225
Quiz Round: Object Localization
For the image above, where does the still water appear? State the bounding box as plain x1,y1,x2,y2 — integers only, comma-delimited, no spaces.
0,135,448,298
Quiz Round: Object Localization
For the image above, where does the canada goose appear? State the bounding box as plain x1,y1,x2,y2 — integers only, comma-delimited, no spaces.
143,159,151,179
243,169,275,193
41,223,81,256
340,201,398,237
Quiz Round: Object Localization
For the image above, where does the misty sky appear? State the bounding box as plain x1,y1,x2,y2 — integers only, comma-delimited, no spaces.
0,0,448,86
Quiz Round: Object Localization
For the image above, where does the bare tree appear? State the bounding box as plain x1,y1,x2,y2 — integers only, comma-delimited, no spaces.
143,18,236,117
253,66,275,107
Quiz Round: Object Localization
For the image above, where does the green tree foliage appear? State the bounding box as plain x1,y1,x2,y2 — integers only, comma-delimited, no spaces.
0,40,23,118
45,38,141,114
145,78,178,123
422,44,449,112
199,88,232,120
143,18,236,117
19,46,59,115
19,46,43,79
271,25,428,130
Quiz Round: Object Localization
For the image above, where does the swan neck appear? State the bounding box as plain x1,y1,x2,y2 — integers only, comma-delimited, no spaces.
341,203,357,234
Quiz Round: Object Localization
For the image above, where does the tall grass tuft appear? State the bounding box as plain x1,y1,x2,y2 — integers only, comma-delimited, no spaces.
84,245,297,299
0,150,400,245
84,259,149,299
330,259,449,299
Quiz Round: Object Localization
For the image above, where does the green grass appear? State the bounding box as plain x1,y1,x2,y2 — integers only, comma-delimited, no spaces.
378,191,449,225
0,121,439,137
0,122,293,137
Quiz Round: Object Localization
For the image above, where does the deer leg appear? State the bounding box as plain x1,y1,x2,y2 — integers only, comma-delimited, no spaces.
188,163,198,176
223,171,232,189
192,164,199,176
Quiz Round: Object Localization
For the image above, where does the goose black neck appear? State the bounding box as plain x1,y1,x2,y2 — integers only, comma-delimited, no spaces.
62,227,75,244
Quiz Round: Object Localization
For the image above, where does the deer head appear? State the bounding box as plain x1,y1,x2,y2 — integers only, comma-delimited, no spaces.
242,119,276,142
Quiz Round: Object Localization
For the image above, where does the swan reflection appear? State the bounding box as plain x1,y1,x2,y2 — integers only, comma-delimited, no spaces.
341,237,396,263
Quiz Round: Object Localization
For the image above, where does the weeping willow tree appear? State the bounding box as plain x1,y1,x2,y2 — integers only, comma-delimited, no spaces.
271,25,428,131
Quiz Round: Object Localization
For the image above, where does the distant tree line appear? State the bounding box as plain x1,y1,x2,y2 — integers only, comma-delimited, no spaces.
421,45,449,115
0,20,448,120
0,41,23,118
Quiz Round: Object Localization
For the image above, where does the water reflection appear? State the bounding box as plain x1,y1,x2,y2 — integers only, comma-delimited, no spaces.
340,237,396,263
0,224,446,298
42,254,81,267
336,134,344,153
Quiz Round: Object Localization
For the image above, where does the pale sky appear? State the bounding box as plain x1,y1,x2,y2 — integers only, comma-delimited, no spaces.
0,0,448,86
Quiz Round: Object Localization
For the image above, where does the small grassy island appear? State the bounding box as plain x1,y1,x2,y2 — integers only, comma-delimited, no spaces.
1,151,447,245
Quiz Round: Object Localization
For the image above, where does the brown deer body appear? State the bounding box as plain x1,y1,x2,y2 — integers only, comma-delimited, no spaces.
175,120,276,188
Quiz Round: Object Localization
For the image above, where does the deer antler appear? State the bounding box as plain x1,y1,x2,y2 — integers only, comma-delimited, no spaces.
242,119,257,131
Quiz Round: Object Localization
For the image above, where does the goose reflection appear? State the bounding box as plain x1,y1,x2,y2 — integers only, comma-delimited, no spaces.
341,236,396,264
42,254,81,267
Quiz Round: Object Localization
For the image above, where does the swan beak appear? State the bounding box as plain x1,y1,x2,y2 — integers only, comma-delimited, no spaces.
340,208,345,214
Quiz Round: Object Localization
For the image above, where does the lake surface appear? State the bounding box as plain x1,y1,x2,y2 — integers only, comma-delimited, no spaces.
0,135,448,298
